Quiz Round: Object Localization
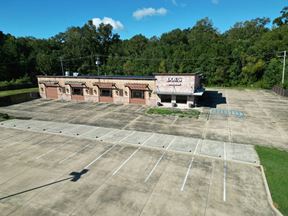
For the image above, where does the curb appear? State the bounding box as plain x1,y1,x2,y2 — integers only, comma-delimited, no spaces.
260,165,283,216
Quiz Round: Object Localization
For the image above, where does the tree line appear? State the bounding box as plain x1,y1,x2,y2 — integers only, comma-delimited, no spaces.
1,7,288,88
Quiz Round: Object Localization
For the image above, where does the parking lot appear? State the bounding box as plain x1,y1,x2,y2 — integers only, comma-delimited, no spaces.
0,88,286,215
0,125,275,216
0,88,287,149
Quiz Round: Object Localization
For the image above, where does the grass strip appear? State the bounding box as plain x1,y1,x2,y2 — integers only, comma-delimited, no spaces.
146,107,200,118
256,146,288,215
0,87,38,97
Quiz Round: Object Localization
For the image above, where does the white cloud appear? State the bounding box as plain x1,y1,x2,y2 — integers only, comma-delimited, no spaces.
133,7,168,20
92,17,124,30
171,0,186,7
211,0,219,5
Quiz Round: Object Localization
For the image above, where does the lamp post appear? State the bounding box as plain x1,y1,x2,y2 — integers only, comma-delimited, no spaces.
95,57,101,76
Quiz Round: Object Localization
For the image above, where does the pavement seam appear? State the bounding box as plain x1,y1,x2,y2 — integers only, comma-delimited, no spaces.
203,161,215,216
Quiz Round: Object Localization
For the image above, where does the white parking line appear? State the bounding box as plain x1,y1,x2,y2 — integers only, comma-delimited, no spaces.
112,148,140,176
34,140,71,160
58,144,90,164
118,131,135,143
181,157,194,191
144,153,165,182
194,139,200,155
35,148,56,160
99,129,119,139
84,144,117,169
223,142,227,202
204,162,215,216
135,106,144,113
79,127,99,137
141,133,155,146
144,137,176,183
166,137,176,150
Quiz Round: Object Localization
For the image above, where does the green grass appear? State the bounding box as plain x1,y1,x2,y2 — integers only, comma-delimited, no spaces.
0,87,38,97
255,146,288,215
146,107,200,118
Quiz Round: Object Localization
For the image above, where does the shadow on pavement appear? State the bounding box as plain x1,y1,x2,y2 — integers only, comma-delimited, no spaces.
0,169,89,201
198,90,226,108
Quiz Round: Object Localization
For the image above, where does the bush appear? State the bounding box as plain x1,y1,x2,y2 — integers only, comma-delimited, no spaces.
0,75,34,91
282,81,288,89
146,107,200,118
0,113,10,121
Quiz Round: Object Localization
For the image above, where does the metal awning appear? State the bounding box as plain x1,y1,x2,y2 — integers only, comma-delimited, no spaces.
39,81,59,87
125,83,149,91
93,82,116,89
193,87,205,96
156,87,205,96
65,81,87,88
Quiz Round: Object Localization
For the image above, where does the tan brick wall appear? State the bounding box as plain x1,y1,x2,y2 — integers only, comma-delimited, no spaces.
37,75,200,107
37,76,158,106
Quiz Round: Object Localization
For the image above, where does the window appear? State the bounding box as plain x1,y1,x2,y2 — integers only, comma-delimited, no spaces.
131,90,144,99
72,87,83,95
160,95,171,103
100,89,112,97
176,95,187,104
119,89,123,96
89,88,93,95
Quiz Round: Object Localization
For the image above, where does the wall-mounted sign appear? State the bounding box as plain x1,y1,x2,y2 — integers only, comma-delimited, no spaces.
167,77,182,86
167,77,182,83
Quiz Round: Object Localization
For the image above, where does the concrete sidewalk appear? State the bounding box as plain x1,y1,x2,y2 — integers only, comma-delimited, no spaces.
0,119,260,165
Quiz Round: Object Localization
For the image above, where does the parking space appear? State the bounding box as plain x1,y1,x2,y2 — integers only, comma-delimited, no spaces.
0,119,260,164
0,127,275,216
0,88,285,215
1,88,287,149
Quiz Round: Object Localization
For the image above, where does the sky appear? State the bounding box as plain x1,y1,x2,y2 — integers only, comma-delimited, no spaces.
0,0,287,39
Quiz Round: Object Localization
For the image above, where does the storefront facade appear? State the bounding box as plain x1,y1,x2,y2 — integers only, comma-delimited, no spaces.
37,74,204,108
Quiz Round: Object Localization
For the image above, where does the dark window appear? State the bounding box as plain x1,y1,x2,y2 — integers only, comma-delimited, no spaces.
100,89,112,97
176,95,187,104
131,90,144,99
72,87,83,95
119,89,123,96
160,95,172,103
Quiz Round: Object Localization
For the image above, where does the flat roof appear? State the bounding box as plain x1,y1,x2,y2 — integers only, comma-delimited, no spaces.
37,73,200,80
154,73,197,76
37,75,156,80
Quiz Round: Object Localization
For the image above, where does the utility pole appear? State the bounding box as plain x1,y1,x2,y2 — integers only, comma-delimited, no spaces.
278,51,286,85
60,57,64,76
282,51,286,85
95,57,101,76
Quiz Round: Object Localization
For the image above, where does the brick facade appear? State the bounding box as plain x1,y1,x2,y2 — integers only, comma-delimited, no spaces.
37,74,203,108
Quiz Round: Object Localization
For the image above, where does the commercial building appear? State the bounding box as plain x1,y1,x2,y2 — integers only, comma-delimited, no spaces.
37,73,204,108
